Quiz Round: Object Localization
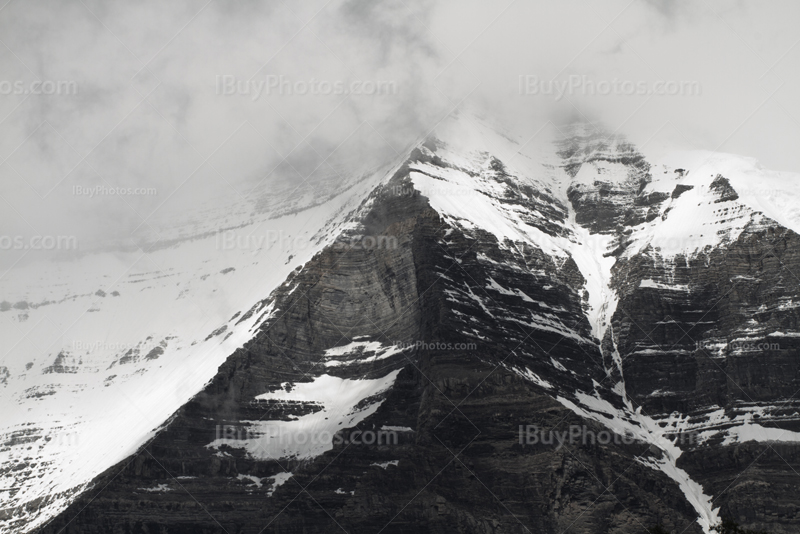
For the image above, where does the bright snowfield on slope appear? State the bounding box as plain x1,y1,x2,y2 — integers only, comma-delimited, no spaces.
0,166,394,533
409,114,800,533
626,150,800,259
321,339,410,367
206,369,402,461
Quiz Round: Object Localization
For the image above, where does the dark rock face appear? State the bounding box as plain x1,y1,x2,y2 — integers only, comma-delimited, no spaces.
34,129,800,534
709,175,739,203
559,128,652,234
609,223,800,533
671,184,694,199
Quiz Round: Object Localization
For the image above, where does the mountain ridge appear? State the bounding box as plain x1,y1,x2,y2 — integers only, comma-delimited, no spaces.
3,114,800,533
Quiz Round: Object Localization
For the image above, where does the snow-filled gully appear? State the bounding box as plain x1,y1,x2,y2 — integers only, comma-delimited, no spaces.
557,392,720,532
558,203,719,533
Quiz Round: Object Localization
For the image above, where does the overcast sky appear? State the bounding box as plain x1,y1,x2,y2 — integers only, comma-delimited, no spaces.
1,0,798,266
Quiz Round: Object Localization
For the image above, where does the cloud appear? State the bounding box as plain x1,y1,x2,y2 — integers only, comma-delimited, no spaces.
0,0,798,268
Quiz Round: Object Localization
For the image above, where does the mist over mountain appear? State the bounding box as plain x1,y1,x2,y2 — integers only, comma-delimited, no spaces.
2,2,799,534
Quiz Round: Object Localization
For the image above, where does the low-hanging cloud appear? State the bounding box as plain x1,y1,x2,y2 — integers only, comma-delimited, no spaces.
1,0,798,268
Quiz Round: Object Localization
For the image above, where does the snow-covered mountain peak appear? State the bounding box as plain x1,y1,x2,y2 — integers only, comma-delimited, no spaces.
615,151,800,261
6,113,800,534
653,150,800,233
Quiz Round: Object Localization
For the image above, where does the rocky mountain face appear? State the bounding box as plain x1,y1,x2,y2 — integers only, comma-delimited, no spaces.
6,114,800,534
609,182,800,532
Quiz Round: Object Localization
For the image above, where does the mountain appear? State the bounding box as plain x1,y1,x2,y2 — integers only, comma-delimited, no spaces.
3,113,800,534
0,164,389,532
